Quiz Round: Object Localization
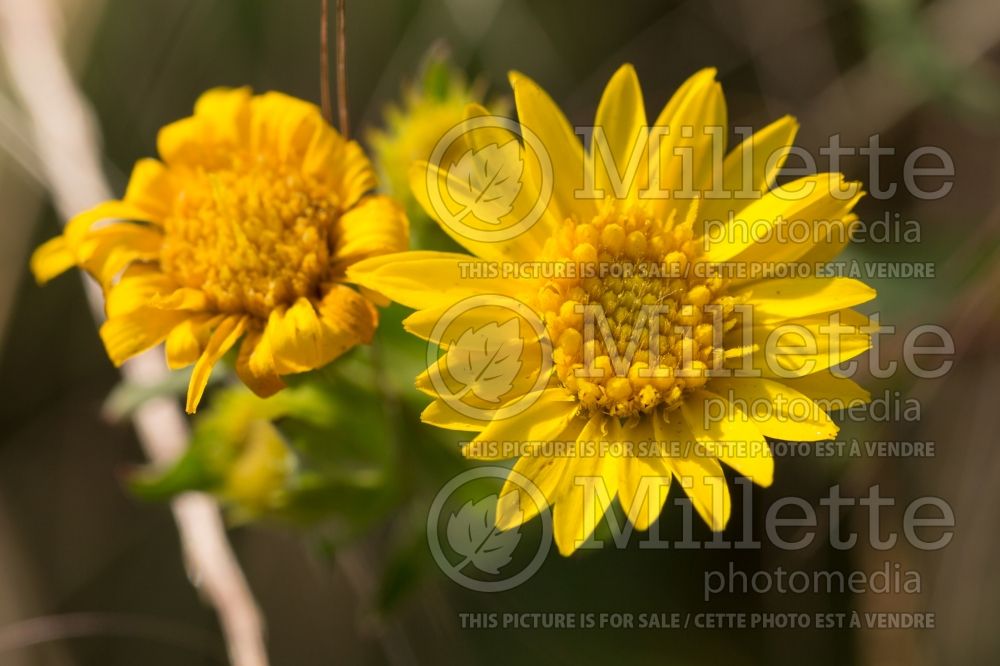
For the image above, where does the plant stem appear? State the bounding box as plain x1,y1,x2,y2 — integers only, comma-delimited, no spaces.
336,0,350,138
319,0,332,123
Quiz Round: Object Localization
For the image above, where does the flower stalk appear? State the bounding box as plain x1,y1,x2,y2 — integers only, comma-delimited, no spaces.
336,0,350,138
320,0,332,124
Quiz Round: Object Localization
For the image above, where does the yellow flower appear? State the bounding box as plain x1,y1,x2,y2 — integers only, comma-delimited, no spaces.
222,418,294,519
349,65,876,555
32,88,408,413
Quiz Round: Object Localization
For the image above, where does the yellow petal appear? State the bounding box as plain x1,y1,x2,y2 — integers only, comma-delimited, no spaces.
552,414,618,555
157,88,253,167
592,64,647,201
165,314,222,369
192,87,252,146
495,414,588,530
497,456,568,531
619,457,672,531
705,173,862,264
330,195,410,275
416,340,550,430
617,417,672,531
647,68,726,220
778,371,871,409
265,288,377,375
257,90,379,209
247,322,278,382
457,103,560,248
402,294,544,346
249,91,327,161
414,363,437,397
235,329,286,398
31,199,162,286
99,308,190,367
408,160,545,262
186,316,248,413
347,251,526,310
724,309,872,378
653,414,732,531
795,213,859,268
64,199,158,245
156,88,251,168
157,116,210,167
122,158,175,220
509,70,595,225
30,236,75,284
699,115,799,226
708,377,838,442
104,266,179,318
252,90,372,202
734,277,876,323
149,287,212,312
681,389,773,485
76,223,163,288
310,133,375,211
41,197,162,288
463,388,578,459
420,398,491,434
672,455,731,532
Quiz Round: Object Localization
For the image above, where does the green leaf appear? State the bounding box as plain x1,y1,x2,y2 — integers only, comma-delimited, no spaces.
129,448,219,501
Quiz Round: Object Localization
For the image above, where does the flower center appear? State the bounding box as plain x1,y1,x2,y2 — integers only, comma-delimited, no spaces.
538,203,737,418
160,155,336,318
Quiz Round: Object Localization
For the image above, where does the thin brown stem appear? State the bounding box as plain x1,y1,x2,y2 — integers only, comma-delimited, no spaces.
320,0,332,123
336,0,349,138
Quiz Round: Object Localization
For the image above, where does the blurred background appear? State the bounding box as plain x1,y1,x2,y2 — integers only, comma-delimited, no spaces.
1,0,998,664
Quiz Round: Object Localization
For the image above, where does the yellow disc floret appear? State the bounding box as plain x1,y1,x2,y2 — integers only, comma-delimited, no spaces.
160,155,337,318
536,201,739,418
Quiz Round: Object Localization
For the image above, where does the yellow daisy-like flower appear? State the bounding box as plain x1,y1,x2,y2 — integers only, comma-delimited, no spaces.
349,65,876,555
31,88,408,413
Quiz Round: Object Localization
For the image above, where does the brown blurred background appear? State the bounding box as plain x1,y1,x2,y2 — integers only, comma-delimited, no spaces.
1,0,998,664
